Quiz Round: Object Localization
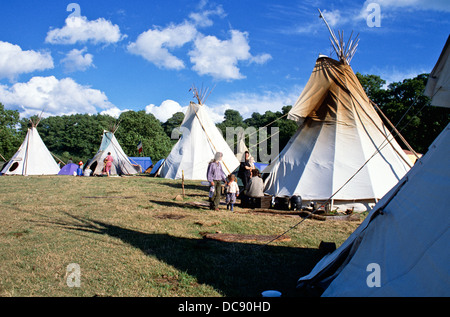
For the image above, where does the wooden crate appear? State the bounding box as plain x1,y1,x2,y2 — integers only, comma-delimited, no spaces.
241,195,272,209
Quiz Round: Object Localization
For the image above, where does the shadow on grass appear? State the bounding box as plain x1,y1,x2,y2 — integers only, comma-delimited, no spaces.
158,180,209,192
51,212,323,297
148,199,210,211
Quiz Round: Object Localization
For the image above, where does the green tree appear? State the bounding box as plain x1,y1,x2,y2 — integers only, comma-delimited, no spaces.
356,72,387,105
357,73,450,154
32,113,115,163
216,109,247,136
0,103,21,160
242,107,298,162
162,112,185,141
115,110,173,161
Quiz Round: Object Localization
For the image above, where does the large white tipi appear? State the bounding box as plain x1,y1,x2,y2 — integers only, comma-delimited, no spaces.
159,87,240,180
297,36,450,297
1,119,60,176
263,16,412,211
84,130,141,176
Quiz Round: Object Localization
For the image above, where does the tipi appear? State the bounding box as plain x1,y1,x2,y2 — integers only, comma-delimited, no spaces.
84,129,141,176
159,86,240,180
296,36,450,297
1,117,60,176
263,13,412,211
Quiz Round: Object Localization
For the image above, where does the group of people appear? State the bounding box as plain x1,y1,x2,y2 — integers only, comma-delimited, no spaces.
67,153,114,177
207,151,264,212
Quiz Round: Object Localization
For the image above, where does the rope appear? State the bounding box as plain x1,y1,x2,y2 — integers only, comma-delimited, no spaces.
246,113,288,138
261,66,427,247
261,98,432,247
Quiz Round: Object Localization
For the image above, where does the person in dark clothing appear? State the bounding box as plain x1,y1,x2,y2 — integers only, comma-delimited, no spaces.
238,151,252,190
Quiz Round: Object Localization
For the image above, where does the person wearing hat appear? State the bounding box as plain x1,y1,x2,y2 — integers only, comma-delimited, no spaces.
77,161,83,176
206,152,228,211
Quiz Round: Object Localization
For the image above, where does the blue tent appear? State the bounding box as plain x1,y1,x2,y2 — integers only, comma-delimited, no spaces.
58,163,79,176
129,157,152,172
254,162,269,172
150,159,165,176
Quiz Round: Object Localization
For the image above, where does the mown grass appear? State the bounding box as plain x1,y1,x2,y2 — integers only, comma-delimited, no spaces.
0,175,363,297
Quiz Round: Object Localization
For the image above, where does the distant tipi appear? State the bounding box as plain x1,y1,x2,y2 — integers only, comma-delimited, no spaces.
263,11,413,211
159,85,240,180
1,116,60,176
84,124,141,176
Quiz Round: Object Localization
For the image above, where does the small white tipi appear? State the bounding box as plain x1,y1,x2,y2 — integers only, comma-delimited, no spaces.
159,87,240,180
85,130,141,176
263,15,412,211
1,118,60,176
297,35,450,297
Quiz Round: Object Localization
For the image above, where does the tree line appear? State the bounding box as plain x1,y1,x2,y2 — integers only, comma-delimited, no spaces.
0,73,448,166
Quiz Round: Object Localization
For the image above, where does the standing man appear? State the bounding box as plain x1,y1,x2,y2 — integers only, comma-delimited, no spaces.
207,152,228,211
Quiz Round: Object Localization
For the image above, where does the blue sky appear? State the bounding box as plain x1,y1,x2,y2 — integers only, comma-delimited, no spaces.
0,0,448,122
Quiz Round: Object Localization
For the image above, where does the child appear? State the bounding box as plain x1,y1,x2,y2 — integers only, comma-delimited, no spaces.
76,161,83,177
226,174,239,212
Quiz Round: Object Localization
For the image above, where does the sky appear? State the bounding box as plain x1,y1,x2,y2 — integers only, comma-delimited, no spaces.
0,0,449,123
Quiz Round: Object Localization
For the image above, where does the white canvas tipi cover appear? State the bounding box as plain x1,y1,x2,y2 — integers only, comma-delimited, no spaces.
297,123,450,297
263,56,412,209
297,37,450,297
85,131,141,176
1,127,60,176
159,102,240,180
424,36,450,107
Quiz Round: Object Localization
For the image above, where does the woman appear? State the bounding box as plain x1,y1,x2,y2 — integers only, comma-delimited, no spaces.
206,152,227,211
238,151,253,191
104,152,114,177
245,169,264,198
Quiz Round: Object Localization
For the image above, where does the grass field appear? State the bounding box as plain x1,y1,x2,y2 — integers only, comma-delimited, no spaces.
0,175,363,297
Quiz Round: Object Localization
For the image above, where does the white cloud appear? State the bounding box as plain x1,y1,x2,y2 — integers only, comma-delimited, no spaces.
0,41,54,80
321,9,345,27
100,106,130,118
357,0,450,21
0,76,115,118
189,4,226,27
363,0,450,12
46,16,125,45
143,84,300,125
189,30,272,81
127,22,197,70
145,100,187,122
211,87,302,120
61,47,94,73
144,99,226,123
127,5,270,79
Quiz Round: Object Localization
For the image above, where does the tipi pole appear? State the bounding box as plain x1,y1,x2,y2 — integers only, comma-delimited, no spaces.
50,152,66,166
370,100,420,162
182,170,185,198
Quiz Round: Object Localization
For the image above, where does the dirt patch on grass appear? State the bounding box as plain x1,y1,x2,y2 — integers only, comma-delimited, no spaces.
153,213,187,220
